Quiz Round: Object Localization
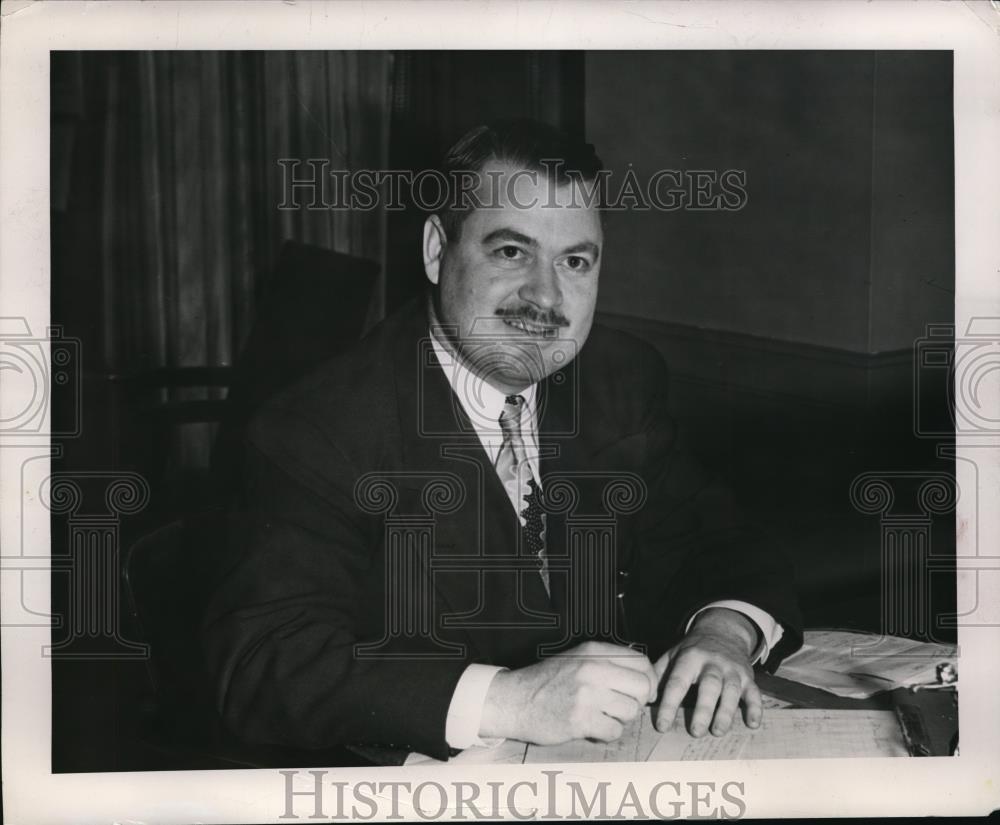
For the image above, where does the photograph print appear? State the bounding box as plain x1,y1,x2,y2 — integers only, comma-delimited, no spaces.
44,48,959,776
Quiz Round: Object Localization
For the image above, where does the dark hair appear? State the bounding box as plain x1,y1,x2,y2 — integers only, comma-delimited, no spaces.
437,118,604,241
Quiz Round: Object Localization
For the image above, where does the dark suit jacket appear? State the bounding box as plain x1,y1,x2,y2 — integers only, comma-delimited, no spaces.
203,296,803,762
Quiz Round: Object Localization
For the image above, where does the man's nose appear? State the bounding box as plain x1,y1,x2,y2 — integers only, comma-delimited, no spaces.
518,263,563,311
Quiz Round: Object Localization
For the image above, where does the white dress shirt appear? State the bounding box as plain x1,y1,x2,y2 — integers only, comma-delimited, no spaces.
429,333,783,750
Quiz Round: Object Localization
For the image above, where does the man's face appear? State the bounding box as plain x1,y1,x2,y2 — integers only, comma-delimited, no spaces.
424,161,602,393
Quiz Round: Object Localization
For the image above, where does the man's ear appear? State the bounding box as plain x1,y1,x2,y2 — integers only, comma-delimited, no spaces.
423,214,447,286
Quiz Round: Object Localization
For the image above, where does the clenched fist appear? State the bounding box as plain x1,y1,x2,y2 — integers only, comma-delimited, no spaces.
478,641,659,744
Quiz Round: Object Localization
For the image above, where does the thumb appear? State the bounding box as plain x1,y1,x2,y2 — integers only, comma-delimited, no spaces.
653,647,676,686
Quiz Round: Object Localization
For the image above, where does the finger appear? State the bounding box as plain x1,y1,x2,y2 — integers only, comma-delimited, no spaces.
655,657,698,732
608,652,659,703
596,645,659,697
653,648,676,683
586,714,625,743
573,643,658,699
742,681,763,729
710,677,743,736
599,645,653,671
605,663,659,707
599,690,641,725
575,641,643,661
689,667,724,737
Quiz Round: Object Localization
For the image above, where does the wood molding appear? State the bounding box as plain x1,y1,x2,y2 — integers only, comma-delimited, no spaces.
596,310,921,412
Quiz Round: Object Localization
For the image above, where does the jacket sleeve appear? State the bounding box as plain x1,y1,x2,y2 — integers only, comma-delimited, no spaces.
202,404,470,760
627,350,804,667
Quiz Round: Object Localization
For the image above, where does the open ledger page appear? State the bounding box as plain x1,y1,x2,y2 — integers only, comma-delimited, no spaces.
522,708,909,763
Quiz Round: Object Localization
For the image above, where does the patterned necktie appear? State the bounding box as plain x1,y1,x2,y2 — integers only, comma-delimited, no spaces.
496,394,549,594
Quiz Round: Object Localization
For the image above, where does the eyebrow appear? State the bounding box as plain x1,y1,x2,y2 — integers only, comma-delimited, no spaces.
481,228,537,248
562,241,601,261
480,228,601,261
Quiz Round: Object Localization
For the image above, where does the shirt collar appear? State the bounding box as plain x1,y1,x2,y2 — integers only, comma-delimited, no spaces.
429,328,537,436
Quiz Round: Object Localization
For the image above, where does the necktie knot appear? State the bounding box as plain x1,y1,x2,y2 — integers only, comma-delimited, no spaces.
499,394,525,439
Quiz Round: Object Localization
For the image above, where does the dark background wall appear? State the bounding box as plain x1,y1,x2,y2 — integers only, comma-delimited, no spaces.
49,50,956,773
582,57,955,666
587,51,954,353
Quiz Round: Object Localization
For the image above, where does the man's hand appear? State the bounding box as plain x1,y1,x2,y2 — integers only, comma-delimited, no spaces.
479,641,658,745
653,607,762,737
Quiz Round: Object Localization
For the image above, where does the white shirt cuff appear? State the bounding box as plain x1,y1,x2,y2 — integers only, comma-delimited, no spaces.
445,664,507,750
686,600,784,665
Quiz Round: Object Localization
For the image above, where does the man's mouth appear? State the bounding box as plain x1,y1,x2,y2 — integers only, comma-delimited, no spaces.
501,317,560,336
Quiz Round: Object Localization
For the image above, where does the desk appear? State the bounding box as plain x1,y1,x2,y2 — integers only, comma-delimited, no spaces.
406,670,957,765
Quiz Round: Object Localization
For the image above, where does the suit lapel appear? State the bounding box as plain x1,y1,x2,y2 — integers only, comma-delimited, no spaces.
390,302,557,665
537,348,635,644
536,363,578,621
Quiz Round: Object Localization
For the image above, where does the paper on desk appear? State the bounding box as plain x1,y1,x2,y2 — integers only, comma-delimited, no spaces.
775,629,957,699
405,739,528,766
523,687,808,764
761,693,794,709
646,708,908,761
523,711,663,764
523,706,909,763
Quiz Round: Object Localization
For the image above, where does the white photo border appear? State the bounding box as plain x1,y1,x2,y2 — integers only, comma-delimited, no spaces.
2,0,998,820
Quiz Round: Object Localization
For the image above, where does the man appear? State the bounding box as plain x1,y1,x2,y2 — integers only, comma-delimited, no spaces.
204,119,802,764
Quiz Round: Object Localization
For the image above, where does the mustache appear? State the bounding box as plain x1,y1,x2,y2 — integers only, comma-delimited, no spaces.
495,306,571,328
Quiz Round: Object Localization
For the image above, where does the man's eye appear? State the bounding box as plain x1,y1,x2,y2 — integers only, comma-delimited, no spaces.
563,255,590,271
497,246,524,260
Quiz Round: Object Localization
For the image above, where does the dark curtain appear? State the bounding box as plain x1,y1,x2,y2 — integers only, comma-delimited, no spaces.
60,51,393,469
